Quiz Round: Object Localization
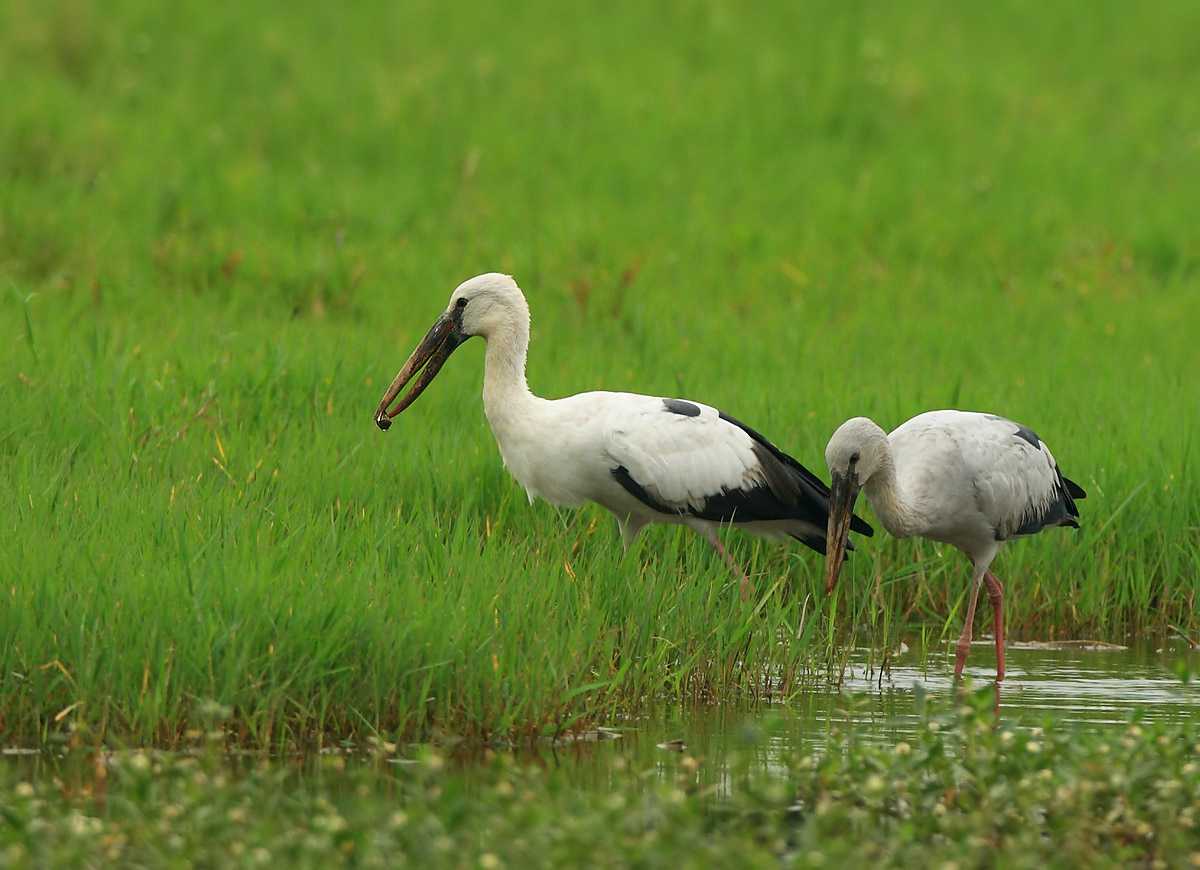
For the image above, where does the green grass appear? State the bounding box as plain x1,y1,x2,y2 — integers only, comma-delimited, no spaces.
3,696,1198,868
2,0,1199,748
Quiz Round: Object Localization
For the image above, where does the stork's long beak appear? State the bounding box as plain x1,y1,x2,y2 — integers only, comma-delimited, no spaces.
374,311,465,430
824,470,861,595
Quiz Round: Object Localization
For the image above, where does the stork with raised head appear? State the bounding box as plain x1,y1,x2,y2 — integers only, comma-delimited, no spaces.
822,411,1086,681
373,273,872,599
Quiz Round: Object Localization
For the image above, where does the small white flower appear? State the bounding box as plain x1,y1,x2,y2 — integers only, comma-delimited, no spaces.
894,742,912,756
68,812,101,836
317,814,347,833
14,782,34,798
1025,741,1041,754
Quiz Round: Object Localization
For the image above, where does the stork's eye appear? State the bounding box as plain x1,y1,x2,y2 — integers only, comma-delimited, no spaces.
456,297,469,309
849,451,861,464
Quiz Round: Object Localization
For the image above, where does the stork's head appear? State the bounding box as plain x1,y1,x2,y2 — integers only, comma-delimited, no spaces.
822,417,888,595
825,417,889,487
373,273,528,429
447,273,529,341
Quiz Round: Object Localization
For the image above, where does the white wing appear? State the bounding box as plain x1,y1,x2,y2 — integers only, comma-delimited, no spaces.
600,396,766,512
561,393,840,536
892,410,1082,541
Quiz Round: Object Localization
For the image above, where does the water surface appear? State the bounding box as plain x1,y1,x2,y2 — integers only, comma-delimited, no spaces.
516,641,1198,784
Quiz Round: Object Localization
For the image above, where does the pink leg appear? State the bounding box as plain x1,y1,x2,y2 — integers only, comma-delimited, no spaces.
706,532,753,601
985,571,1005,682
955,571,986,679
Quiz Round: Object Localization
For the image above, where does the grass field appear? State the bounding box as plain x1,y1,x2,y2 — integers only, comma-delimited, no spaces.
2,0,1199,749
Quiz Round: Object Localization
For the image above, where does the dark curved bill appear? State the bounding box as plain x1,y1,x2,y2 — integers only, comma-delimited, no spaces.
824,471,861,594
374,313,461,430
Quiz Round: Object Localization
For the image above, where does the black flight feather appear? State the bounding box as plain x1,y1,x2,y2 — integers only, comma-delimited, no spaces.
609,409,874,554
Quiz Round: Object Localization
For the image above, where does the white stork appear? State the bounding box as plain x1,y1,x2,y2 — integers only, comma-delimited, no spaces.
822,411,1086,681
372,273,872,599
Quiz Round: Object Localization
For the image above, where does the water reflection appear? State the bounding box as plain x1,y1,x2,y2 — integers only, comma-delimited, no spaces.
525,641,1199,785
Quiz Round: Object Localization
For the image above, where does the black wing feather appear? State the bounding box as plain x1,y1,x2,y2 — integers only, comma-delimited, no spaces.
1009,466,1085,538
609,409,874,554
718,412,873,536
987,415,1087,539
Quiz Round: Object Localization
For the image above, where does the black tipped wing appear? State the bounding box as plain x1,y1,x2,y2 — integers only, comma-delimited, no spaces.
969,414,1086,540
604,399,873,552
1010,465,1083,537
718,411,873,536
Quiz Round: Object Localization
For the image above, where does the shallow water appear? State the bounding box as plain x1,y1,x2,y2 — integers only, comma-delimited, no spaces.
498,641,1199,783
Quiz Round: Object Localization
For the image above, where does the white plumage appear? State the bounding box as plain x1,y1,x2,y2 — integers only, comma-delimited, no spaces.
374,274,870,600
879,411,1080,547
823,410,1086,681
605,398,763,511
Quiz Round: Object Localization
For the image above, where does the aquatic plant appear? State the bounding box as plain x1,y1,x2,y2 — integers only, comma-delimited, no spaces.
1,696,1196,867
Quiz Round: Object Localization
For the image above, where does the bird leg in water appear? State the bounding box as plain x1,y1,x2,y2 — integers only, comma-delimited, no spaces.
955,569,987,679
985,572,1005,682
704,531,753,602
